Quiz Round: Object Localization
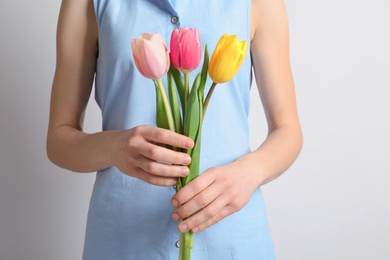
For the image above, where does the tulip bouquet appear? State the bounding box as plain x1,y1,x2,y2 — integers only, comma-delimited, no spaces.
131,28,246,260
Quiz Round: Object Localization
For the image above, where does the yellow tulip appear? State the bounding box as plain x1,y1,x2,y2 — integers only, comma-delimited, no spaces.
208,34,247,83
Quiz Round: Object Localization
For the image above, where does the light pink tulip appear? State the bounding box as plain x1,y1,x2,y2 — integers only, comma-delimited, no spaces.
131,33,170,80
170,28,201,73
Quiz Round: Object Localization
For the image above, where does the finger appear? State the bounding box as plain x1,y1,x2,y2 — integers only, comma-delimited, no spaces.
138,141,192,165
171,171,216,207
172,182,222,220
137,157,190,178
176,195,232,233
191,206,236,233
141,126,194,149
133,167,178,187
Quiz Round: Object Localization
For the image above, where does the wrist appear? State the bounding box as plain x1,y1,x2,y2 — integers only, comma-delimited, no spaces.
230,155,265,190
93,130,124,169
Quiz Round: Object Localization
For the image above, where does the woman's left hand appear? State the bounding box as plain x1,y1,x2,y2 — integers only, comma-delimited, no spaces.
170,163,258,233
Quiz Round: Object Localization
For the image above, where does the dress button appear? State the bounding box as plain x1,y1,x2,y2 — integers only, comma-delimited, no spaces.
171,16,178,24
175,240,180,248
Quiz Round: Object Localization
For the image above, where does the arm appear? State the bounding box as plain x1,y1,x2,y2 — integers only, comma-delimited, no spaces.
171,0,303,233
47,0,193,186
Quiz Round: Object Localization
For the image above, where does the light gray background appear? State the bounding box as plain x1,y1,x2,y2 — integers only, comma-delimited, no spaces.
0,0,389,259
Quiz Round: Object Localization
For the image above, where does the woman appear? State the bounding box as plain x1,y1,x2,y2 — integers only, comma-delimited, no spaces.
47,0,302,259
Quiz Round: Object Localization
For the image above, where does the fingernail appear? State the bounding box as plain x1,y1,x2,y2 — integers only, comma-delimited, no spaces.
179,223,188,232
183,156,191,165
181,167,189,176
172,213,180,221
185,139,194,149
171,198,179,207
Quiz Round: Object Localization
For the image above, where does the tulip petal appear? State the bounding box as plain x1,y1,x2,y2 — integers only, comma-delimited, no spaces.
131,32,170,80
170,28,181,70
208,34,247,83
170,28,201,73
142,40,168,79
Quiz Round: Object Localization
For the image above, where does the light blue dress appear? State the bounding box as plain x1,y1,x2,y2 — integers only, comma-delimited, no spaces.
83,0,275,259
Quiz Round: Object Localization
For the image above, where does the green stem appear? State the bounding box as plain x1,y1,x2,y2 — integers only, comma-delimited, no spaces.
184,73,189,110
202,82,217,119
157,79,175,132
179,230,193,260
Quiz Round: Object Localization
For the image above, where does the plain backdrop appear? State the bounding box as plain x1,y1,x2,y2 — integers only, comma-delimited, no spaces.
0,0,389,259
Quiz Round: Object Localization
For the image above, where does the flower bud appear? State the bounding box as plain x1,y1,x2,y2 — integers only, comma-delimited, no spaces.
170,28,202,73
208,34,247,83
131,33,170,80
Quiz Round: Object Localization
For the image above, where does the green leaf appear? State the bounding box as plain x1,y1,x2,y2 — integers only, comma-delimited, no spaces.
183,74,201,139
154,80,170,130
188,87,204,184
181,73,203,186
168,71,183,134
199,44,210,101
169,62,185,113
186,129,201,185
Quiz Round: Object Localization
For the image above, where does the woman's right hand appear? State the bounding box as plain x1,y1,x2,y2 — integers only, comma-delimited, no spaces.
112,125,194,187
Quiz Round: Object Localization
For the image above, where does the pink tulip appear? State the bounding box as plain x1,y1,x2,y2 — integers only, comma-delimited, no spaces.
131,33,170,80
170,28,201,73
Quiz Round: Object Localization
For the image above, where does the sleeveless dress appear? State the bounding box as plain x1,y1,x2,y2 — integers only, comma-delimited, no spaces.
83,0,275,259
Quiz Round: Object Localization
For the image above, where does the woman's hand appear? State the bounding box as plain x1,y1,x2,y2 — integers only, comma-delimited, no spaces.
170,162,258,233
113,125,194,187
47,1,194,187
